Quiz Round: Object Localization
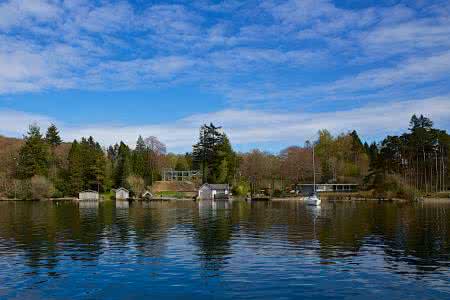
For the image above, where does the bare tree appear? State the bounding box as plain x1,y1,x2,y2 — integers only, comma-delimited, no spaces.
144,136,167,184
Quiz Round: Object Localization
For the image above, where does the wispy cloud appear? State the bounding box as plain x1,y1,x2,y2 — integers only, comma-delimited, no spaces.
2,96,449,152
0,0,449,131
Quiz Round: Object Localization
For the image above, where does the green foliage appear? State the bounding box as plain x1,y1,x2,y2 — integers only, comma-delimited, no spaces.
233,180,250,196
373,114,449,193
114,142,132,188
17,125,50,179
314,129,368,183
68,140,83,195
192,124,237,184
45,123,62,147
67,136,106,195
371,173,420,201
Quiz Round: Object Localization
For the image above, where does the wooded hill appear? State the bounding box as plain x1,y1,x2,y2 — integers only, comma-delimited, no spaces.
0,114,448,200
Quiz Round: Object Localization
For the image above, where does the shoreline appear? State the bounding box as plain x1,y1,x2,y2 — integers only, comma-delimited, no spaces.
1,196,449,202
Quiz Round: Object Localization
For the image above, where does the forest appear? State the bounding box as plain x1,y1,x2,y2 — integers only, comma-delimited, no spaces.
0,115,448,200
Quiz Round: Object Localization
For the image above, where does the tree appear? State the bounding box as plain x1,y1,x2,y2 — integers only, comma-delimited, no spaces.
68,140,83,195
16,124,50,179
371,115,449,194
45,124,62,148
144,136,167,184
280,146,313,184
114,142,132,188
126,175,145,197
192,123,229,183
31,175,55,199
131,135,146,178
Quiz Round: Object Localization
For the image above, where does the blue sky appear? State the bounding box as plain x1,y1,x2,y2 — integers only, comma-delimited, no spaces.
0,0,449,152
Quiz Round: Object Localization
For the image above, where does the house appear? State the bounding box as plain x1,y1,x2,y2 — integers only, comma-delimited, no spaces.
198,184,230,200
115,187,129,200
79,190,99,201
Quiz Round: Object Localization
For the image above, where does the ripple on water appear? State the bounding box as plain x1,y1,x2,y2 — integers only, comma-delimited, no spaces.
0,200,449,299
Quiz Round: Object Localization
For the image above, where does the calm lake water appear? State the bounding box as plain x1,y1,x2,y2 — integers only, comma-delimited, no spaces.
0,199,449,300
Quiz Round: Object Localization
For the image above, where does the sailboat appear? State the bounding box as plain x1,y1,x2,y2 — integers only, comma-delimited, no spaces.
306,144,321,206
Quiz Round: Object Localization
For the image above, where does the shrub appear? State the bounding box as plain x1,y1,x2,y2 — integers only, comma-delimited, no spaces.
373,173,420,201
10,179,32,200
233,180,250,196
31,175,55,200
126,175,145,197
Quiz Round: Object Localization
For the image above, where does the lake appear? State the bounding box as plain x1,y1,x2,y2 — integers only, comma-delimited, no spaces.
0,199,449,299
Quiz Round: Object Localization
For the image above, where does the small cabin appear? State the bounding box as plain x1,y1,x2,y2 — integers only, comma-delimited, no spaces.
198,184,230,200
115,187,129,200
79,190,99,201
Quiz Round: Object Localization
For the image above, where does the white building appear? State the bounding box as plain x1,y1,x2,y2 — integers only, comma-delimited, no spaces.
198,184,230,200
115,187,129,200
79,190,99,201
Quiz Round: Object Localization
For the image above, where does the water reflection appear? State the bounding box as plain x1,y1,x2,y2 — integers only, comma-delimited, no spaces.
115,200,129,209
0,200,449,299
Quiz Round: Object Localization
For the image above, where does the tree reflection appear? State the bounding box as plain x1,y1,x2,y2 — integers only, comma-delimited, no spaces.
191,200,235,272
0,200,449,278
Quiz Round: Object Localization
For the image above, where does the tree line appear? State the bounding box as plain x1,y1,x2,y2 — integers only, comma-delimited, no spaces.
0,114,448,199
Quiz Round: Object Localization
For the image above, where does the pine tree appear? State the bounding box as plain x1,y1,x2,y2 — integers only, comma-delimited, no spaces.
17,124,50,179
192,123,225,183
45,123,62,148
114,142,131,187
68,140,83,195
131,136,146,178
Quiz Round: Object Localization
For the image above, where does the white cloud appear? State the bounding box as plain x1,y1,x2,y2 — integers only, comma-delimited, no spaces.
327,51,450,92
0,0,61,29
0,0,449,118
0,110,53,136
2,96,449,152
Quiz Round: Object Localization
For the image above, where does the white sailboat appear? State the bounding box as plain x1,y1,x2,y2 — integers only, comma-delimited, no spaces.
306,144,321,206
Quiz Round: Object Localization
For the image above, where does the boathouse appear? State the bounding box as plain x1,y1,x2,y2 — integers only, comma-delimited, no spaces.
115,187,129,200
79,190,99,201
296,184,359,194
198,184,230,200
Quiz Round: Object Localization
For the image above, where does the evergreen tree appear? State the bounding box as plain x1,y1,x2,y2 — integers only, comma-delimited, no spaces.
213,135,236,183
45,123,62,183
193,125,236,184
45,123,62,148
114,141,132,187
17,124,50,179
131,136,146,178
68,140,83,195
193,123,225,183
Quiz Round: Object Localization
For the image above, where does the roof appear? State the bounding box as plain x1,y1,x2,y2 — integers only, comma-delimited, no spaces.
201,183,229,190
116,187,129,192
80,190,98,193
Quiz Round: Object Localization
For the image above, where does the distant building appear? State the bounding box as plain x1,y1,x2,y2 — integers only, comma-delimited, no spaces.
198,183,230,200
115,187,129,200
296,184,359,195
79,190,99,201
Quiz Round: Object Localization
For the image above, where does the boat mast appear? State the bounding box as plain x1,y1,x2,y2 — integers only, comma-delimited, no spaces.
312,144,316,194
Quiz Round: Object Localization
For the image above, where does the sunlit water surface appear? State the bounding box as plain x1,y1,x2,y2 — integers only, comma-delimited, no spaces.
0,200,449,299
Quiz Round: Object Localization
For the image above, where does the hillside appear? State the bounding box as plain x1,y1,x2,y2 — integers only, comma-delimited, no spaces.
0,135,72,175
151,181,198,193
0,135,23,177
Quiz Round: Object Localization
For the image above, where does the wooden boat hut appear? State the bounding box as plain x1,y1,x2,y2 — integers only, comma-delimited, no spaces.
79,190,99,201
115,187,129,200
198,184,230,200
